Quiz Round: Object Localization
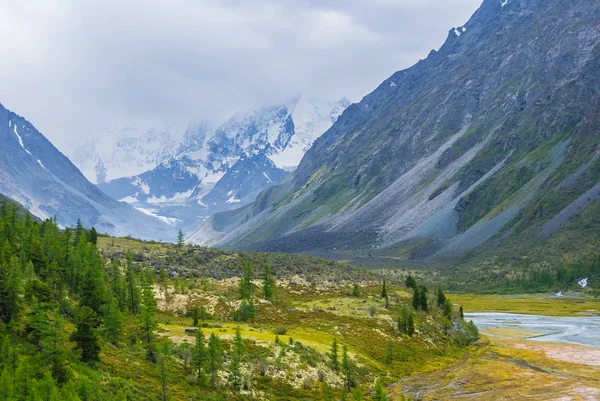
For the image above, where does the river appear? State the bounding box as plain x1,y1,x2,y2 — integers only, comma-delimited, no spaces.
464,312,600,348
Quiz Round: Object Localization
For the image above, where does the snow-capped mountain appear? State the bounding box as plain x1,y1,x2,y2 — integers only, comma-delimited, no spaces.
70,124,189,183
0,102,177,241
97,95,351,232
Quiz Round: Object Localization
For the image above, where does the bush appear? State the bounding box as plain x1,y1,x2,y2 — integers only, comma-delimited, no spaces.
273,325,288,335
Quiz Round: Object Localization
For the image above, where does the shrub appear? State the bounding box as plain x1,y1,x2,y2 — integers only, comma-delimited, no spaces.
273,325,288,335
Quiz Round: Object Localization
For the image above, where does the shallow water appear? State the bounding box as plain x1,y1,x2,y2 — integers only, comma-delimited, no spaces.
464,312,600,348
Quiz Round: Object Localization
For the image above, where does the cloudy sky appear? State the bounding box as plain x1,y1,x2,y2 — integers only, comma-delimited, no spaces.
0,0,481,151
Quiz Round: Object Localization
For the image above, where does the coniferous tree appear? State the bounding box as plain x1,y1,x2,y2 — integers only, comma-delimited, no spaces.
0,256,19,324
140,269,158,363
104,296,123,344
229,326,243,391
419,286,428,312
177,230,184,249
437,287,446,308
191,330,208,387
459,306,464,320
407,314,415,337
341,345,353,392
405,275,416,290
263,263,275,301
385,339,393,365
381,281,387,298
124,252,140,315
411,287,420,310
238,261,254,300
330,337,339,371
159,342,170,401
88,227,98,246
207,333,223,389
70,306,101,364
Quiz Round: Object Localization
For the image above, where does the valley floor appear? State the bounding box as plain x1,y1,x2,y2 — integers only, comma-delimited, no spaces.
389,294,600,400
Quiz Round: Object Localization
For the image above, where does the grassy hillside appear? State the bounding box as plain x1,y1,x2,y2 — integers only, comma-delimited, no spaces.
0,200,478,400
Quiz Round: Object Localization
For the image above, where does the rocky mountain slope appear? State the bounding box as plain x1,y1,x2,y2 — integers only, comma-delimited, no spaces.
190,0,600,267
0,103,177,240
96,96,350,232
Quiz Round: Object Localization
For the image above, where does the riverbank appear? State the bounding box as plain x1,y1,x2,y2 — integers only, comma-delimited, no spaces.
449,293,600,316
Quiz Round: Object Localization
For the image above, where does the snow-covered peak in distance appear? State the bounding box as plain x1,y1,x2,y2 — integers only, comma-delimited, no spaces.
272,96,352,170
70,123,190,184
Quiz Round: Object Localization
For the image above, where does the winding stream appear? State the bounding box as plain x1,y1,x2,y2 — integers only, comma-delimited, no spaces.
465,312,600,348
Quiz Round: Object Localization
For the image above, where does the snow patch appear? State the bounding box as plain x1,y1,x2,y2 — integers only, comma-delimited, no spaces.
37,159,46,169
578,278,588,288
226,196,241,204
263,172,272,183
13,125,32,156
501,0,508,7
134,207,181,226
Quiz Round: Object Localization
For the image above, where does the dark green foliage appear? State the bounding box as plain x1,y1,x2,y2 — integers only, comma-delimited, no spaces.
88,227,98,246
381,281,387,298
70,306,101,364
207,333,223,389
229,327,243,391
352,284,360,297
239,261,254,300
140,269,158,363
385,339,393,365
262,263,275,301
329,337,339,372
436,288,446,308
405,275,416,290
177,230,185,248
459,306,464,320
191,329,208,387
341,345,356,392
232,299,257,323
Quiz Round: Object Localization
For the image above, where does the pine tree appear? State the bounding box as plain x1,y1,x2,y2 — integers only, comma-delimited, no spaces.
0,256,19,324
229,326,243,391
88,227,98,246
437,287,446,308
412,287,420,310
0,367,13,401
191,330,208,387
192,307,199,327
262,263,275,301
177,230,184,249
385,339,393,365
330,337,339,371
207,333,223,389
70,306,101,364
238,261,254,300
159,342,170,401
104,296,123,344
405,275,416,290
419,286,428,312
341,344,353,392
381,281,387,298
459,306,464,320
125,252,140,315
407,314,415,337
140,269,158,363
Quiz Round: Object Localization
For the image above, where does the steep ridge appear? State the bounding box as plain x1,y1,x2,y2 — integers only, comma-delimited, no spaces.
190,0,600,264
0,103,177,241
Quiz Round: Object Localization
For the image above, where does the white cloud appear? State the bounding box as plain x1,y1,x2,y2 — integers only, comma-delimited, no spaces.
0,0,482,152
